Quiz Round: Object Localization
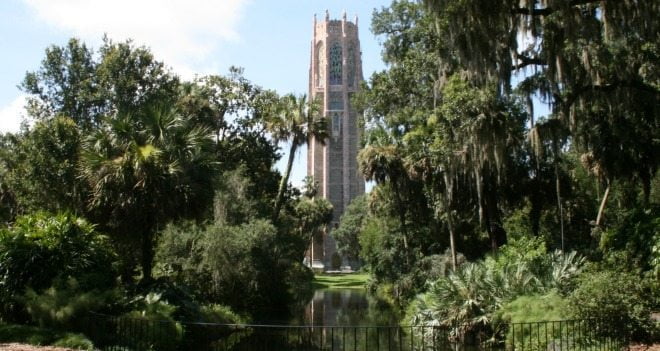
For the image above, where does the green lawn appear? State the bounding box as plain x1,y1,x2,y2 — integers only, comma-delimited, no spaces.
312,273,369,290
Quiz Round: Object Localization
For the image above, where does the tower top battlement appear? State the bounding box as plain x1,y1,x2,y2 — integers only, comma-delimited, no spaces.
313,11,359,26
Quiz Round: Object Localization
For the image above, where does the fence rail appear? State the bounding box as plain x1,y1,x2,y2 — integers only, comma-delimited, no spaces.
83,313,629,351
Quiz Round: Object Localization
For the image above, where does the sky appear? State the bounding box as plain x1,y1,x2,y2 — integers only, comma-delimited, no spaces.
0,0,391,188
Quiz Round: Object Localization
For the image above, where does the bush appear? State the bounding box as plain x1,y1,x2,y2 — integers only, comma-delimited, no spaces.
568,269,655,341
52,333,95,350
0,212,118,322
155,219,297,318
495,292,569,323
494,292,570,350
599,205,660,273
199,304,245,324
24,277,118,330
405,238,585,341
119,293,183,351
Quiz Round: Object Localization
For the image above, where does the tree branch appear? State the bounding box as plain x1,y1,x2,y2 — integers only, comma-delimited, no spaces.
512,0,603,17
513,53,547,70
512,7,553,16
565,80,660,108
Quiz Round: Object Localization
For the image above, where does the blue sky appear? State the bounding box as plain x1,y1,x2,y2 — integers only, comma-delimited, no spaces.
0,0,390,187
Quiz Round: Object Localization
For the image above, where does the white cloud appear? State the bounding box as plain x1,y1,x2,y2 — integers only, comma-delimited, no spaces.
0,95,27,134
23,0,249,78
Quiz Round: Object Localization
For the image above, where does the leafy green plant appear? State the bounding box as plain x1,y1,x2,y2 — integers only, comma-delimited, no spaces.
199,304,246,324
494,292,570,351
24,276,117,330
406,238,585,343
119,293,183,351
52,333,95,350
0,212,117,322
496,291,569,323
155,219,295,318
568,269,655,341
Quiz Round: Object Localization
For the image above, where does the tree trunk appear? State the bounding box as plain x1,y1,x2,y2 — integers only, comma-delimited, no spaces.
595,180,611,227
141,231,155,284
555,162,564,251
530,156,542,236
391,178,410,267
447,216,457,271
273,142,298,222
442,173,457,270
484,178,506,253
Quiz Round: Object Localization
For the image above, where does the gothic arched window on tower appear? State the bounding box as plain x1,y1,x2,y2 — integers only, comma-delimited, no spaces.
331,111,342,138
329,42,342,85
347,44,356,87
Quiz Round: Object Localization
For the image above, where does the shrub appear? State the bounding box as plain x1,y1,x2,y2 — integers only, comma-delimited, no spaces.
155,219,296,318
199,304,246,324
495,291,569,323
0,212,118,322
52,333,95,350
406,238,585,342
568,269,655,341
24,276,118,330
494,292,570,350
119,293,183,351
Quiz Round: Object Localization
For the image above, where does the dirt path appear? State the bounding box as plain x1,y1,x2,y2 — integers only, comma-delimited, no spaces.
0,344,77,351
630,344,660,351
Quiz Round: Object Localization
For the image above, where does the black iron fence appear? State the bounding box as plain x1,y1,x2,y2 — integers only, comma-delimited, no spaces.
83,313,629,351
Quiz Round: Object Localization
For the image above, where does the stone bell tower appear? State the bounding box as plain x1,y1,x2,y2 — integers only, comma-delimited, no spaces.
306,11,365,270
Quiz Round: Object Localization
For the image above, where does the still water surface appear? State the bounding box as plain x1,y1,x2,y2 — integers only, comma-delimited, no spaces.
294,288,401,326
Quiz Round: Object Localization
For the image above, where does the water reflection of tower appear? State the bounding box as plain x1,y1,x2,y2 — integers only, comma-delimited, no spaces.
305,10,365,271
304,290,367,326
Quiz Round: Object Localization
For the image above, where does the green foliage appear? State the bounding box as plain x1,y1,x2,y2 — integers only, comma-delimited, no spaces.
0,116,85,214
52,333,95,350
496,292,569,324
359,0,658,322
24,277,117,330
21,37,179,129
267,94,328,222
494,292,570,351
80,101,217,282
155,219,300,318
0,212,117,322
600,205,660,273
198,304,246,324
0,322,93,350
406,238,584,338
289,191,333,262
120,293,183,351
333,195,367,261
568,269,656,341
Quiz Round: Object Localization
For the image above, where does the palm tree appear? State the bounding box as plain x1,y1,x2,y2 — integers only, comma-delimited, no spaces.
358,129,412,257
80,102,216,283
268,94,328,222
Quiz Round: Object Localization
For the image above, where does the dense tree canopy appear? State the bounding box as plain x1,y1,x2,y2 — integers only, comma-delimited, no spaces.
343,0,659,303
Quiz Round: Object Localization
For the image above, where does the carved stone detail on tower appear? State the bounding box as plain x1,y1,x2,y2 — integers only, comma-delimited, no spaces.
306,12,365,271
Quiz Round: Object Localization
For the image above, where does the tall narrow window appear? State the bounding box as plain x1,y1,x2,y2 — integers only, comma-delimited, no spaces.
315,42,324,87
347,44,356,87
329,42,342,85
331,112,342,138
